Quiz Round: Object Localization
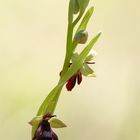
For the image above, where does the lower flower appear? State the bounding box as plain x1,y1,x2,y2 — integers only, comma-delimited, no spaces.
33,114,58,140
66,70,82,91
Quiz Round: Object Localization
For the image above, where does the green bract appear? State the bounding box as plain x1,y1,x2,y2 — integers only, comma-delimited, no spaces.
29,115,43,126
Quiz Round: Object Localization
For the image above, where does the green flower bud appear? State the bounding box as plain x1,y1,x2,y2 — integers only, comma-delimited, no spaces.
77,0,90,13
68,0,80,23
74,30,88,44
68,0,89,23
73,0,80,14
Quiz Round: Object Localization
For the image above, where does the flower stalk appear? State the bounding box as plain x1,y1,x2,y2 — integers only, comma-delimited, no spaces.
30,0,101,139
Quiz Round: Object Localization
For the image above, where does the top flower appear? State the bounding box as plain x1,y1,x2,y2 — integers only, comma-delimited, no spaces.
66,51,96,91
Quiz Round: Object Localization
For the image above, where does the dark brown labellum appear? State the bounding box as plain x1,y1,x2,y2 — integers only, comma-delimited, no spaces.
33,115,58,140
66,75,77,91
66,71,83,91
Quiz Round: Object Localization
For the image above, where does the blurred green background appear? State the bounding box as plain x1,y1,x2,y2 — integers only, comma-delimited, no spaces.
0,0,140,140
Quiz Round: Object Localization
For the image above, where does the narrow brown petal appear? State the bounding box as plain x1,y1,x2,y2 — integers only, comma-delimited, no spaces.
66,75,77,91
86,61,95,64
77,72,82,85
32,125,43,140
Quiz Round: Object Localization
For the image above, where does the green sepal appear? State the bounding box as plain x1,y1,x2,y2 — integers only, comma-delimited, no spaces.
49,118,67,128
81,63,96,77
85,54,94,62
29,115,43,126
85,50,96,62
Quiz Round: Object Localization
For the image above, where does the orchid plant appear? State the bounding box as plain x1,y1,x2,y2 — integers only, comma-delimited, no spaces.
29,0,101,139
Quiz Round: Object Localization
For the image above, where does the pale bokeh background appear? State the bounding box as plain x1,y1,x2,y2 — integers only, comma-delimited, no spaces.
0,0,140,140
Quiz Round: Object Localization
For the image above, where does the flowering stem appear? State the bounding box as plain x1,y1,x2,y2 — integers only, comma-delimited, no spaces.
31,1,101,139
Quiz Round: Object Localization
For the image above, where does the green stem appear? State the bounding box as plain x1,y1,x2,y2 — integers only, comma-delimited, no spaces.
61,24,73,76
72,13,83,27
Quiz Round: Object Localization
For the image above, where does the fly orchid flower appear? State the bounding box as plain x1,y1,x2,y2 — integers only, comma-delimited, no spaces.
32,114,58,140
30,114,66,140
66,51,96,91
